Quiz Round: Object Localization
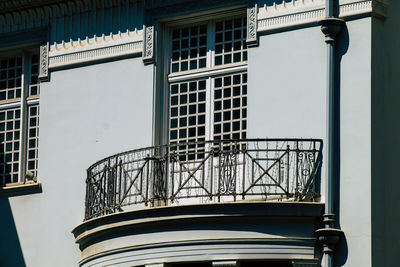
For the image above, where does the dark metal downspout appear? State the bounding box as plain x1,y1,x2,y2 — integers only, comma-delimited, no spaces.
315,1,345,267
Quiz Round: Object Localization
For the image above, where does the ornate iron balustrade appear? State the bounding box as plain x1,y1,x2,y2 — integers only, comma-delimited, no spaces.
85,139,322,220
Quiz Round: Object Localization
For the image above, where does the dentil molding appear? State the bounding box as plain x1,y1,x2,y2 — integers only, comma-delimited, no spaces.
48,31,143,69
0,0,146,72
256,0,386,34
0,0,387,74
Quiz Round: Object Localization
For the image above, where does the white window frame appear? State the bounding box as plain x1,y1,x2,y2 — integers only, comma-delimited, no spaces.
0,48,40,186
163,9,248,153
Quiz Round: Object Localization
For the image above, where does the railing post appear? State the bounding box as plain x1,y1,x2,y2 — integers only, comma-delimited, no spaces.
103,163,107,216
145,156,149,206
170,152,175,203
233,141,238,201
85,169,90,219
113,157,117,213
242,144,246,200
218,142,222,202
118,160,122,208
210,147,214,200
296,141,299,199
164,148,169,205
286,145,290,198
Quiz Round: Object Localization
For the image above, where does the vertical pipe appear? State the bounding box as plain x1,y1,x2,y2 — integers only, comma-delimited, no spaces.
326,0,335,18
325,2,335,267
320,1,344,267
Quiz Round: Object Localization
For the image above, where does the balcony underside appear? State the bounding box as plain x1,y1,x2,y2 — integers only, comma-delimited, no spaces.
73,202,324,267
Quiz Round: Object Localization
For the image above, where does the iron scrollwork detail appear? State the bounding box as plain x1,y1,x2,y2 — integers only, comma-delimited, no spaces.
219,152,236,195
151,158,166,201
297,151,316,199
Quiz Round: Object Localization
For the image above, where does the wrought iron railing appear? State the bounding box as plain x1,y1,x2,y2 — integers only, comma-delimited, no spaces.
84,139,322,220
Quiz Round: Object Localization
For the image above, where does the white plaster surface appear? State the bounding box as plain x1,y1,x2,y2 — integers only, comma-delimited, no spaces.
339,17,372,267
6,57,153,267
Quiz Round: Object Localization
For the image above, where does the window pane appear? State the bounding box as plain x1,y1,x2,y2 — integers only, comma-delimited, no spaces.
170,24,207,73
0,56,23,101
26,104,40,177
169,80,207,160
214,17,247,65
0,108,21,184
213,72,247,140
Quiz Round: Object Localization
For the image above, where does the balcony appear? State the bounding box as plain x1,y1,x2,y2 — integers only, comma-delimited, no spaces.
74,139,324,267
85,139,322,220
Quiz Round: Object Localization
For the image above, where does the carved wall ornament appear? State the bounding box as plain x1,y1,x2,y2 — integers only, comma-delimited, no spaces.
38,43,49,81
143,25,154,64
246,4,258,47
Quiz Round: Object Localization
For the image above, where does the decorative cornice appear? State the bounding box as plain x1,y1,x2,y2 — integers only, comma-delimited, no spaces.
256,0,385,34
340,0,372,17
0,0,146,71
48,30,144,68
142,25,154,64
0,0,387,70
49,40,142,68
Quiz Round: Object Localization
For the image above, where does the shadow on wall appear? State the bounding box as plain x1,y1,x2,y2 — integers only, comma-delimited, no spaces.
0,196,26,267
333,19,350,267
50,1,144,47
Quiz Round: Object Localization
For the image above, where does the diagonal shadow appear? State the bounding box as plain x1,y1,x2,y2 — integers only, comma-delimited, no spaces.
0,196,26,267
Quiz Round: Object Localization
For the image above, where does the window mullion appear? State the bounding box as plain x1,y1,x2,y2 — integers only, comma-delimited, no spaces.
19,52,29,182
206,21,215,142
207,21,215,68
205,77,212,141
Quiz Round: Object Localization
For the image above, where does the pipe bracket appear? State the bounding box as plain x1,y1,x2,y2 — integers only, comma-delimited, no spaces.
319,18,345,43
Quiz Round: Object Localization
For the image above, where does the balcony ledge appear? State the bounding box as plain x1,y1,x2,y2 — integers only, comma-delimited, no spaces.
73,201,324,267
0,181,42,196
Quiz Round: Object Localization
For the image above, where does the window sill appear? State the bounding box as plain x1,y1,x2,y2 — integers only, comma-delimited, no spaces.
168,62,248,82
0,181,42,196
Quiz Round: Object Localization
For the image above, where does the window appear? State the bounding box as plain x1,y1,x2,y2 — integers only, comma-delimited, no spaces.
168,15,247,160
0,51,40,185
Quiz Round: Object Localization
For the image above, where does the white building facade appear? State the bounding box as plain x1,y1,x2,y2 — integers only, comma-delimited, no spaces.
0,0,399,266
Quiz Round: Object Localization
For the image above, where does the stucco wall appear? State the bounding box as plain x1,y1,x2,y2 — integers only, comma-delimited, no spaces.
247,26,327,213
247,26,326,139
248,17,373,267
1,57,153,267
338,17,372,267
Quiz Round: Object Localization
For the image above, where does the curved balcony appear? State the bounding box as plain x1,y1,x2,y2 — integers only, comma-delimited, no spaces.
84,138,322,220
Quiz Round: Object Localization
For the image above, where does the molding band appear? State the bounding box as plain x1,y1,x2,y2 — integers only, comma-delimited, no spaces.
256,0,385,35
48,41,143,68
0,0,387,69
